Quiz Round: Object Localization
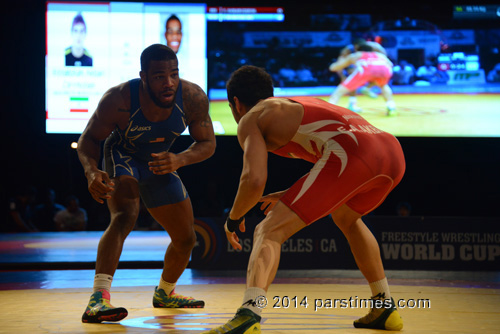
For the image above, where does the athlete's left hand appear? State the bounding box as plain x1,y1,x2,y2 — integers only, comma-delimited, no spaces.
259,190,286,215
149,151,183,175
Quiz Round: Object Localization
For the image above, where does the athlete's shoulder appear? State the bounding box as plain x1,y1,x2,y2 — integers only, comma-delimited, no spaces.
366,41,387,55
254,98,302,123
98,80,131,113
106,80,130,98
180,79,206,97
180,79,209,117
65,47,72,55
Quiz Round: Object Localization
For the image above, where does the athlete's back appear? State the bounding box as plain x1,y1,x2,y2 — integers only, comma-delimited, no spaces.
264,97,399,164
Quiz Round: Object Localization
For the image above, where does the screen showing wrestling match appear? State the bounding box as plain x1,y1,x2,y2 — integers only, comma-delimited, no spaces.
45,1,500,137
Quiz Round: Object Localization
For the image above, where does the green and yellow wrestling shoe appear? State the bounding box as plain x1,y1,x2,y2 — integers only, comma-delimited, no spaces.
386,106,397,116
354,297,403,331
202,307,261,334
347,102,362,113
81,289,128,323
152,286,205,308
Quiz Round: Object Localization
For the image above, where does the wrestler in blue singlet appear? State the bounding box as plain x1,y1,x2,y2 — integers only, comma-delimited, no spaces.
103,79,188,208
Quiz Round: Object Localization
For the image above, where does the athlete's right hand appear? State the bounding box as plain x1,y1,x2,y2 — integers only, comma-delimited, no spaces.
86,170,115,204
225,218,246,251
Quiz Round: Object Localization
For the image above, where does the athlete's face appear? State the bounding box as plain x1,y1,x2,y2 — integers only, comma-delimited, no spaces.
71,23,86,49
165,19,182,53
142,59,179,108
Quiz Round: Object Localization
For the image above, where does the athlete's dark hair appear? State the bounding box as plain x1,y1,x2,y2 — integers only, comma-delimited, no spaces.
226,65,274,108
166,14,181,28
72,13,86,31
357,43,374,52
140,44,178,72
352,38,367,47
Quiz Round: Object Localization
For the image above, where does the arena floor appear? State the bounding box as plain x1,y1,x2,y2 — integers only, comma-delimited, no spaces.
1,232,499,333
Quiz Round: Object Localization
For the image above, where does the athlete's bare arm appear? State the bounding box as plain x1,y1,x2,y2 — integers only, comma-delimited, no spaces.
224,113,268,250
329,53,358,72
77,83,129,203
230,113,269,221
179,80,216,164
149,80,216,175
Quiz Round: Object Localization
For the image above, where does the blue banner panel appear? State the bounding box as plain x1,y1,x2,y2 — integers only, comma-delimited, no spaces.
191,216,500,271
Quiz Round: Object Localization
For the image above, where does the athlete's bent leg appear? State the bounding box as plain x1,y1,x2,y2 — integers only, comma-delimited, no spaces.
247,201,307,290
331,204,403,331
331,205,384,282
149,198,195,283
329,85,350,105
149,198,204,308
203,202,307,334
95,176,140,276
82,176,140,323
380,84,396,115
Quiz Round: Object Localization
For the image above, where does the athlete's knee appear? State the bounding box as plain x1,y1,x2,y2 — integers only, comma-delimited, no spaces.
254,219,288,245
171,228,196,253
109,209,139,234
331,206,362,234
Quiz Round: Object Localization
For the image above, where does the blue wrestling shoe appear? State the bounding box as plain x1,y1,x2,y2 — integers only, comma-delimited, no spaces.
202,307,261,334
353,297,403,331
81,289,128,323
153,287,205,308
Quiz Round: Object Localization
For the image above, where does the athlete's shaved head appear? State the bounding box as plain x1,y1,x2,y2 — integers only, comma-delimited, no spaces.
140,44,177,72
226,65,274,108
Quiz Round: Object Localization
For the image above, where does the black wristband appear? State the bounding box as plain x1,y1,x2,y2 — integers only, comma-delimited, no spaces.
225,216,244,233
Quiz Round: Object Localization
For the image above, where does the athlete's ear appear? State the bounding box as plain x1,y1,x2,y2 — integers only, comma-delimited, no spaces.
139,70,146,82
233,96,244,116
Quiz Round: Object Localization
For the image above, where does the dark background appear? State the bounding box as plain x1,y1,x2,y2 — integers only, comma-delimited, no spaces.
3,0,500,230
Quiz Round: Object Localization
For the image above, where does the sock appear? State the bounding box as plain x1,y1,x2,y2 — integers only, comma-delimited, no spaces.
93,273,113,293
159,277,176,296
241,287,266,316
349,96,357,104
386,100,396,109
329,93,337,104
369,277,391,300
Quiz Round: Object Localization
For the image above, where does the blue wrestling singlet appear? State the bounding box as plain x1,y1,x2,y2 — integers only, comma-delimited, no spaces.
103,79,189,208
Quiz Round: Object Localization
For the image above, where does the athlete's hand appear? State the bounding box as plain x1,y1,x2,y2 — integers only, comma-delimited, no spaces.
149,151,182,175
225,218,246,251
259,191,286,215
86,170,115,204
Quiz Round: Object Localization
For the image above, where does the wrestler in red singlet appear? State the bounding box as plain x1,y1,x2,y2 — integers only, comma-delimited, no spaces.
273,96,405,224
342,52,393,92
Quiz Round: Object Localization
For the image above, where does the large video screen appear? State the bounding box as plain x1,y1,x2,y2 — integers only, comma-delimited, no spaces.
46,2,500,137
45,1,206,134
206,6,500,137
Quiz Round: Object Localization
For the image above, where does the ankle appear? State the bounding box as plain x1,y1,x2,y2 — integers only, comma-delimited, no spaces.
241,287,266,316
159,277,176,295
93,273,113,293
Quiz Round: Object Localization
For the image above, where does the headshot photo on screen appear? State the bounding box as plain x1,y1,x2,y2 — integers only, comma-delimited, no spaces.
65,13,93,67
164,14,182,54
159,11,207,92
